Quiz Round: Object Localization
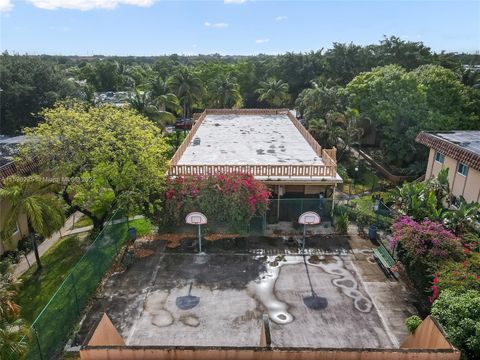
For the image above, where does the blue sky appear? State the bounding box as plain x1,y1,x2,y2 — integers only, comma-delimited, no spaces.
1,0,479,55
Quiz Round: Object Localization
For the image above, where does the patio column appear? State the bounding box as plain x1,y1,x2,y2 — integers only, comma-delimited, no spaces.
277,185,281,221
331,183,336,218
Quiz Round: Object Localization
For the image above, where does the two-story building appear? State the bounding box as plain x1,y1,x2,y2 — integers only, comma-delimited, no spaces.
169,109,343,199
0,136,38,255
416,131,480,204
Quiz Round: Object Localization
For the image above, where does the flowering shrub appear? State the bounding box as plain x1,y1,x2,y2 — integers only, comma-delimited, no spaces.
161,173,270,233
391,216,464,265
436,252,480,293
428,274,439,304
391,216,464,308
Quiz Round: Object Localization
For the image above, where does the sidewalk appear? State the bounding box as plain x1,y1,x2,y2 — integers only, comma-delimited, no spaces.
13,211,86,277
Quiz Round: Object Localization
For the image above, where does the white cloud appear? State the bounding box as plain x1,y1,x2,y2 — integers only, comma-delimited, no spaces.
255,38,269,44
204,21,229,29
275,15,287,21
0,0,13,12
224,0,247,4
26,0,154,11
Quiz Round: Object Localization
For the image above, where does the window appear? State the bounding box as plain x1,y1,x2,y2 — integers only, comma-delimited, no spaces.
451,196,460,208
435,152,445,164
457,163,469,176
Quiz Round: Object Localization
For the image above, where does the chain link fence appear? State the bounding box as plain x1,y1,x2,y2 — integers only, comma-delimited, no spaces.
23,209,128,360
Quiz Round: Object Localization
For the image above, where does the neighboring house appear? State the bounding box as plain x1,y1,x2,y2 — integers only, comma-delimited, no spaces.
95,91,132,107
0,135,37,255
416,131,480,204
169,109,342,199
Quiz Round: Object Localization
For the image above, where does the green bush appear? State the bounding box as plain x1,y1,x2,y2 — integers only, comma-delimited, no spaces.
431,290,480,360
335,212,349,234
405,315,422,333
348,195,393,230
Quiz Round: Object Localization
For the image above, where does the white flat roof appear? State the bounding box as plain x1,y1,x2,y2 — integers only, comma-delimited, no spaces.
178,114,323,165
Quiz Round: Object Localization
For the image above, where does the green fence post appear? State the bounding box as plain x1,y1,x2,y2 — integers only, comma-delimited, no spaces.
32,324,44,360
70,273,81,316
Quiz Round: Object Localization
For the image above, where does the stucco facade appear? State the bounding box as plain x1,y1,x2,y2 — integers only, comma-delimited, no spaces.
418,132,480,204
0,199,30,255
0,158,39,255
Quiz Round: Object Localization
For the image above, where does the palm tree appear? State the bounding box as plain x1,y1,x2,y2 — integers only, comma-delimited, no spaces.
460,67,480,89
0,317,30,360
338,108,365,152
128,89,176,131
0,261,30,360
307,111,345,148
255,78,290,107
168,67,203,118
442,198,480,235
149,76,181,113
0,175,65,270
208,74,243,108
0,262,21,320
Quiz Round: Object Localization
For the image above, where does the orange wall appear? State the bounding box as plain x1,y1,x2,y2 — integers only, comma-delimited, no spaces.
401,316,453,350
80,347,460,360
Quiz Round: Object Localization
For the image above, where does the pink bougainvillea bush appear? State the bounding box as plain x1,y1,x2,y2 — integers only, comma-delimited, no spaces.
391,216,464,264
161,173,271,233
390,216,465,306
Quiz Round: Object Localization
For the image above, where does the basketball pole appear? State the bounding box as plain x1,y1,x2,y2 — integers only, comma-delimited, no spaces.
302,224,306,254
198,224,202,253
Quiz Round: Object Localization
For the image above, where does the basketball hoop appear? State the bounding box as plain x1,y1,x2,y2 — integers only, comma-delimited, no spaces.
298,211,321,225
185,212,208,225
298,211,321,253
185,212,207,253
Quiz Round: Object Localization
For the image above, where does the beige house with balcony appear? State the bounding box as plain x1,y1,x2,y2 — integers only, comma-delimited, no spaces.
0,160,40,255
0,135,39,255
416,131,480,204
169,109,342,199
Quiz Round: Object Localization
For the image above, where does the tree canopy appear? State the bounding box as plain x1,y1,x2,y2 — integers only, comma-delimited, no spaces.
0,53,79,135
343,64,479,170
20,103,170,230
2,37,479,176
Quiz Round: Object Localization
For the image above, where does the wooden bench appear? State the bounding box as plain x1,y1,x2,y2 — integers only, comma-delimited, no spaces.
373,245,396,278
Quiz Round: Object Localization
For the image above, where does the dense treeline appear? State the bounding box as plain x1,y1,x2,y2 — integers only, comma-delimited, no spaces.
297,64,480,174
1,36,479,174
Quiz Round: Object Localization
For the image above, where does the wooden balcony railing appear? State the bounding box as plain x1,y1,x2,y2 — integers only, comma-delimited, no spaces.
0,159,40,185
286,111,322,157
168,164,336,178
170,111,207,165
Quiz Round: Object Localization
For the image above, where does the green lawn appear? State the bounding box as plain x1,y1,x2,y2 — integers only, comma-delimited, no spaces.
16,233,91,322
16,217,153,323
73,216,93,229
128,217,154,236
349,193,394,230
